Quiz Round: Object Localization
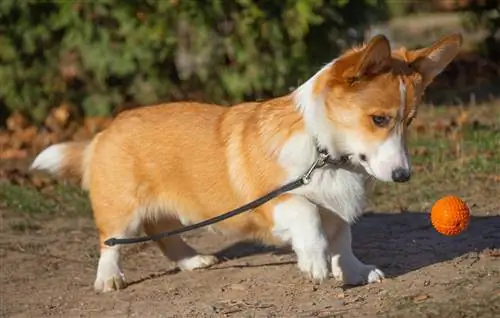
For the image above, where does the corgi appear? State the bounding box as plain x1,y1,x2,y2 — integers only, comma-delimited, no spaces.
31,33,462,292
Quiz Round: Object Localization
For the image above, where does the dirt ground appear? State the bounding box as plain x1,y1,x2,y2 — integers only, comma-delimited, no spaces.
1,185,499,317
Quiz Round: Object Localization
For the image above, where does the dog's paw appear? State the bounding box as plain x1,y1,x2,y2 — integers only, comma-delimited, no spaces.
178,255,219,271
332,259,384,285
297,250,330,282
94,274,127,292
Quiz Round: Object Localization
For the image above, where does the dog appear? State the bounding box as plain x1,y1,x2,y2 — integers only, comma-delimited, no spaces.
31,33,462,292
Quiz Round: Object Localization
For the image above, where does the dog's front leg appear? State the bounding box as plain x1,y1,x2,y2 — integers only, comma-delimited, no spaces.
321,210,385,285
272,196,330,281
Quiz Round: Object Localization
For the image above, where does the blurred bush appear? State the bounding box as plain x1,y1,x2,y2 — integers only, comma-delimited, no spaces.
0,0,388,124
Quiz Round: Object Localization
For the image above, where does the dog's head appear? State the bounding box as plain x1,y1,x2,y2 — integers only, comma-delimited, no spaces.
306,33,462,182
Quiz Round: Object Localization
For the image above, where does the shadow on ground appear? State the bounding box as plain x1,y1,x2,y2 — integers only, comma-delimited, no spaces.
211,211,500,280
352,212,500,277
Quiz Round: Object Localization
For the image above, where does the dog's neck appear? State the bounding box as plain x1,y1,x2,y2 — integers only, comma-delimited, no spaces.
292,62,343,159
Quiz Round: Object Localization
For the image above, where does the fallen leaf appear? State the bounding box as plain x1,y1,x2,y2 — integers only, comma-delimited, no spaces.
413,294,430,303
456,108,469,127
44,104,71,132
412,146,429,156
414,123,427,134
53,104,71,126
434,120,448,133
0,167,30,185
485,249,500,258
6,112,28,132
0,149,27,160
228,283,247,291
491,175,500,182
413,165,426,173
11,126,38,148
0,131,10,148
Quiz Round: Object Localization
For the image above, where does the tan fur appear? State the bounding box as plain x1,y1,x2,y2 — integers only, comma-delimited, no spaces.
52,141,91,184
89,99,303,247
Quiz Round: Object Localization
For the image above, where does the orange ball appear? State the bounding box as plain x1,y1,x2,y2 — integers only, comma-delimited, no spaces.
430,195,470,236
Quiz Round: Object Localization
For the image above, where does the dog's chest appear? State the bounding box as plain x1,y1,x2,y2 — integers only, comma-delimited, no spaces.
304,168,367,222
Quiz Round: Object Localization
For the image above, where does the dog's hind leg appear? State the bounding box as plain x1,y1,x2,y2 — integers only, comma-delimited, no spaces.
143,217,219,271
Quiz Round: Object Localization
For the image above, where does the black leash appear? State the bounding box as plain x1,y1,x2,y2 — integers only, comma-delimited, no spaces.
104,151,349,247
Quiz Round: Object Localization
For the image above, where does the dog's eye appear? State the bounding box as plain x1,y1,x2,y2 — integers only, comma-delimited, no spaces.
371,115,391,128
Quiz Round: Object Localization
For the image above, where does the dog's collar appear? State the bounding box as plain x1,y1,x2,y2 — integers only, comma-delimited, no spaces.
315,145,351,168
301,144,351,185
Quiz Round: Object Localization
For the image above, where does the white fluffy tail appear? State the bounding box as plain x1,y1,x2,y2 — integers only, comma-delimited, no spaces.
31,141,92,188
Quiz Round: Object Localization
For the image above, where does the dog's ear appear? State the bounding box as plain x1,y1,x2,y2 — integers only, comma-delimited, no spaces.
344,34,392,80
313,34,391,95
408,33,463,87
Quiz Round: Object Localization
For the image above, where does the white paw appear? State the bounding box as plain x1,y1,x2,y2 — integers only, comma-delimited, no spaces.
297,250,330,281
94,248,126,292
332,258,384,285
94,273,126,292
178,255,219,271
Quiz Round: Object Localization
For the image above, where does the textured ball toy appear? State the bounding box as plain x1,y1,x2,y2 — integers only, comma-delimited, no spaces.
430,195,470,236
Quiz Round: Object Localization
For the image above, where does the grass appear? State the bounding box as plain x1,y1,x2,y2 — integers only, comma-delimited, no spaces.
0,183,58,216
0,182,90,218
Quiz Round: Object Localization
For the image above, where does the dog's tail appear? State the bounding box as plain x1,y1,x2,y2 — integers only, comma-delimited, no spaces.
31,139,95,189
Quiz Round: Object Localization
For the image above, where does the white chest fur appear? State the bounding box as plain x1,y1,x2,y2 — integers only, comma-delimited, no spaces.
277,133,367,224
302,168,367,223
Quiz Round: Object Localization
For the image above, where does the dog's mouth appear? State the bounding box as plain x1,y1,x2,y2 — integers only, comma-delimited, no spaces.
351,153,412,183
357,156,376,175
348,153,377,177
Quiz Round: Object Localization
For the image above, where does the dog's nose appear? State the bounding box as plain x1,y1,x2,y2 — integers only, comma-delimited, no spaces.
392,168,411,182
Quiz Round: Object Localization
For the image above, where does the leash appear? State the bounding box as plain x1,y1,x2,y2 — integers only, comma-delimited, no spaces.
104,150,349,247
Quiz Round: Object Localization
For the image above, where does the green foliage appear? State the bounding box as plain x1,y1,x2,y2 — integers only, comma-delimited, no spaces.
0,0,388,123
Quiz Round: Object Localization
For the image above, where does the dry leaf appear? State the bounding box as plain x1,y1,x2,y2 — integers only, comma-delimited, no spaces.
228,283,247,291
413,165,426,173
29,175,46,188
44,104,71,132
415,123,427,134
0,148,28,160
53,104,71,126
13,126,38,145
6,112,28,132
0,131,10,148
491,175,500,182
413,294,430,303
412,146,429,156
485,249,500,258
456,108,469,127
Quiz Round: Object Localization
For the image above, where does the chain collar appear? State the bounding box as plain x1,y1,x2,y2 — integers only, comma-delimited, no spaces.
302,146,351,184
